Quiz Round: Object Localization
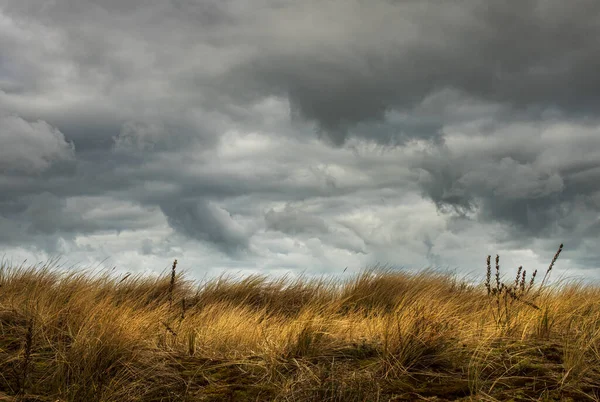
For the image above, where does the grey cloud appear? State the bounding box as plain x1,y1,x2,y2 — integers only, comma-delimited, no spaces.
159,199,249,254
459,157,565,201
0,114,74,173
21,193,163,235
216,0,600,144
265,206,330,235
7,0,600,147
1,0,600,277
423,234,443,270
114,121,171,152
412,120,600,250
264,205,368,254
0,191,166,253
112,119,211,154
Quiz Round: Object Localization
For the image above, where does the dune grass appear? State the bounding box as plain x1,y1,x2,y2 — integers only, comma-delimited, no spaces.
0,245,599,401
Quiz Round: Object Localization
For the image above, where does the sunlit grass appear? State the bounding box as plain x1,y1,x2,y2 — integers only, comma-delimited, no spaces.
0,245,598,401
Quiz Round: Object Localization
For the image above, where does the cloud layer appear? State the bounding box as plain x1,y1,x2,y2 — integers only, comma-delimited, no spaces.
1,0,599,281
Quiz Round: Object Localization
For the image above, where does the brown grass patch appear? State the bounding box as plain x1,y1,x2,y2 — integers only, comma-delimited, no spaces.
0,246,599,401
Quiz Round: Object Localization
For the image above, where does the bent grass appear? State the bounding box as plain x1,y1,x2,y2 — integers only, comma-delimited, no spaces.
0,245,599,401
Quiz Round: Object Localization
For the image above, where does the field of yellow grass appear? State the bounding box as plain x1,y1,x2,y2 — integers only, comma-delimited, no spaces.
1,245,599,401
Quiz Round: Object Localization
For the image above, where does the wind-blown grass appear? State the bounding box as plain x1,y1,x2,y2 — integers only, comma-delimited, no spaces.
0,245,598,401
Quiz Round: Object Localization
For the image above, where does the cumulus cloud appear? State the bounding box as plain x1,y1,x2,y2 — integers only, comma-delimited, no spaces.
0,114,74,173
412,118,600,243
216,0,600,144
0,0,599,280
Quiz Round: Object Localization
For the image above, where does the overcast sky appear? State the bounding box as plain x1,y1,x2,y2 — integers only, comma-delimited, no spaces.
1,0,599,282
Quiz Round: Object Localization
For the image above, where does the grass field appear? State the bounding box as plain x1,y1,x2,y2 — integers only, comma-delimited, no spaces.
1,245,599,401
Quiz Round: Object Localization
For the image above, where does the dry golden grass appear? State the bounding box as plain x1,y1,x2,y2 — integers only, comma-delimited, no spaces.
0,246,599,401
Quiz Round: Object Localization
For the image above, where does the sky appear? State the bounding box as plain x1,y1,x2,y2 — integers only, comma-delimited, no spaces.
1,0,600,282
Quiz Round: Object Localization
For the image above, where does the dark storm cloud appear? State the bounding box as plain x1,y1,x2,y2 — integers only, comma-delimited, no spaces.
20,192,160,236
412,120,600,253
159,199,249,254
0,190,165,254
6,0,599,145
1,0,600,274
216,0,600,144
